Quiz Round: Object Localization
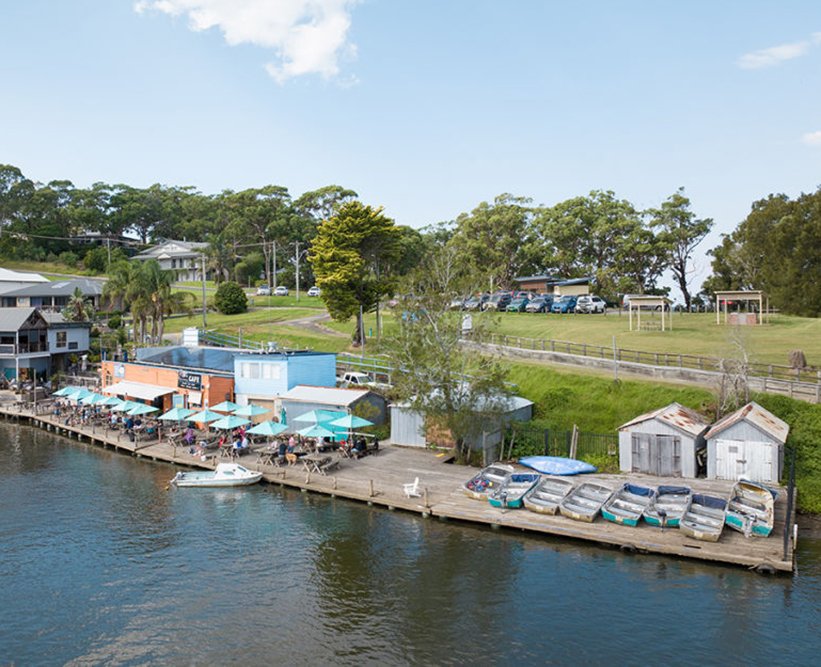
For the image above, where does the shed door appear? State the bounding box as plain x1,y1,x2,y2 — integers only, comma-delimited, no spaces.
715,439,746,480
746,442,775,482
631,434,681,476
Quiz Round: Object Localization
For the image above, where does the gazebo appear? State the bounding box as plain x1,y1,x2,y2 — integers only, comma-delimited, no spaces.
714,290,768,325
628,296,672,332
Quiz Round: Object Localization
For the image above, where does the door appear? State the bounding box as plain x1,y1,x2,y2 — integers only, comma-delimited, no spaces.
631,434,682,476
715,439,746,480
746,442,774,482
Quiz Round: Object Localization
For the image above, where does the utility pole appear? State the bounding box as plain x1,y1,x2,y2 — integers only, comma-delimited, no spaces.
295,241,301,302
200,254,207,330
273,240,278,290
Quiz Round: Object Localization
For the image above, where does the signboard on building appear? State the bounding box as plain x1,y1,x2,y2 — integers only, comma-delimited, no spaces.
177,371,202,390
114,363,125,378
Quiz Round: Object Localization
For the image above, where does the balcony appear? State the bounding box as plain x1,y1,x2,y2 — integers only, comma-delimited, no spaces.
0,342,50,356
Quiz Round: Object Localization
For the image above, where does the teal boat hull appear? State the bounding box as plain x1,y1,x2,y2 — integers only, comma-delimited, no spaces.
644,514,681,528
601,508,640,527
726,513,773,537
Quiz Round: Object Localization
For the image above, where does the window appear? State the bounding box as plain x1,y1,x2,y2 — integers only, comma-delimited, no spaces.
56,332,67,348
240,362,260,379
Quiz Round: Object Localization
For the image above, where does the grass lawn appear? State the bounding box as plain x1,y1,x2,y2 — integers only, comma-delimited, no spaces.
488,311,821,367
164,307,320,334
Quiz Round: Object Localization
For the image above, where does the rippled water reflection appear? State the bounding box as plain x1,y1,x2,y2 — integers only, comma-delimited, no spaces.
0,423,818,665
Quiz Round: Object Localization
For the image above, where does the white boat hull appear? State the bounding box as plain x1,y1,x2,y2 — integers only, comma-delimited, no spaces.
171,463,263,488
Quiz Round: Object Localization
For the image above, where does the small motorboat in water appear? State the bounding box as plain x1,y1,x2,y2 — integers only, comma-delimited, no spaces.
463,463,515,500
523,477,576,515
171,463,263,488
488,472,541,509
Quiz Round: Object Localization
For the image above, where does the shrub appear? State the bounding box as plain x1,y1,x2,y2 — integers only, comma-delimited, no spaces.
214,281,248,315
83,247,108,273
58,251,79,266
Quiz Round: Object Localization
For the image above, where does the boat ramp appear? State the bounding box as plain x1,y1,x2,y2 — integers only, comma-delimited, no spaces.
0,403,797,574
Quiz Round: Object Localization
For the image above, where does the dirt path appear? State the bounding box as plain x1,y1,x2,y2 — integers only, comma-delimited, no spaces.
276,311,347,337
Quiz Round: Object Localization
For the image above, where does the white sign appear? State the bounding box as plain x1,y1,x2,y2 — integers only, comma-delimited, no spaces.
461,314,473,333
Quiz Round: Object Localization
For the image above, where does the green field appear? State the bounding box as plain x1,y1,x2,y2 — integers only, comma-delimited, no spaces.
486,311,821,367
164,307,321,333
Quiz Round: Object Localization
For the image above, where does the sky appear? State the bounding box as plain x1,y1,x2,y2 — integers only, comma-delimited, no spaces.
1,0,820,289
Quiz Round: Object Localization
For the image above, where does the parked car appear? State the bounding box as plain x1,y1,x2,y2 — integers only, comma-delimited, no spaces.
483,293,512,311
307,286,321,297
256,286,271,296
337,371,391,391
551,295,578,313
464,294,490,311
514,291,535,300
574,295,606,314
449,296,467,310
274,286,289,296
525,296,552,313
506,297,529,312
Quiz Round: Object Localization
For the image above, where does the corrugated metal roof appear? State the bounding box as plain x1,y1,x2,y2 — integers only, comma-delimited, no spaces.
704,401,789,443
619,402,709,437
0,268,49,283
1,278,104,297
281,385,370,406
0,307,43,331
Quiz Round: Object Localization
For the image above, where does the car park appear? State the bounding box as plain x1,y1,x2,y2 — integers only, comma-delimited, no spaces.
525,296,552,313
483,292,512,311
506,297,529,312
256,286,271,296
574,295,606,314
274,286,289,296
464,294,490,311
551,295,578,313
449,296,467,310
307,286,321,297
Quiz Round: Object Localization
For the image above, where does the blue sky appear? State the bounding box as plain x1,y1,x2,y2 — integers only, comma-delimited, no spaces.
1,1,820,285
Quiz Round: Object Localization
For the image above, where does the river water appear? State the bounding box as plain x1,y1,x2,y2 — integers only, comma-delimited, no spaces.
0,423,819,666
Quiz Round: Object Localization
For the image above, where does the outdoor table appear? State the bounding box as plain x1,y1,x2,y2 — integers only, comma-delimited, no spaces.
302,454,331,474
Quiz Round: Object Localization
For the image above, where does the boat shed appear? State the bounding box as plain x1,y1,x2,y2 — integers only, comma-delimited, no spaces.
390,395,534,451
279,385,387,429
704,402,788,483
618,403,709,478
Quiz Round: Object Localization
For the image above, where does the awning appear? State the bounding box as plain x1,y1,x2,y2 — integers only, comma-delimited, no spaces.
103,381,175,401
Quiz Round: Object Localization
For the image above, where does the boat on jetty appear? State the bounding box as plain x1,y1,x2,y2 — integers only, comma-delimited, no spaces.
488,472,541,509
679,494,727,542
559,482,613,522
171,463,263,488
725,480,777,538
601,483,656,527
643,485,691,528
523,477,576,515
518,456,596,476
463,463,515,500
462,463,515,500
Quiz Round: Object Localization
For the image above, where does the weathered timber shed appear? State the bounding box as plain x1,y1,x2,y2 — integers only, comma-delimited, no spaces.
704,401,788,483
618,403,709,478
279,385,387,430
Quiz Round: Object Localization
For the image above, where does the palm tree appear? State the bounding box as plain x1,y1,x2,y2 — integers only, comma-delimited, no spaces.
62,287,92,322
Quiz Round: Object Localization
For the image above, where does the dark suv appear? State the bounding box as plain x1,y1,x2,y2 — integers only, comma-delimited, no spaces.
482,292,512,311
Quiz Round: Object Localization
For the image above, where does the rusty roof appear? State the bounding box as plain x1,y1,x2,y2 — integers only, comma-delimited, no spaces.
619,402,710,437
704,401,789,444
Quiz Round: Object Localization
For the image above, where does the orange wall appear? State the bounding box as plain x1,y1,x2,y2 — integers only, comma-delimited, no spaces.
101,361,234,410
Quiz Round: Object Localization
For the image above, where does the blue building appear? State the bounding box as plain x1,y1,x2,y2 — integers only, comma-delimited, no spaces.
234,351,337,411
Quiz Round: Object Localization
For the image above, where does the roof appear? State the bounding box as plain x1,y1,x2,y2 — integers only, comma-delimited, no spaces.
103,381,176,401
281,385,371,406
619,402,709,437
41,311,91,328
0,278,104,298
136,346,237,373
133,240,208,260
513,274,558,283
553,277,592,286
393,394,533,413
235,351,335,361
0,307,46,331
0,268,49,283
704,402,789,444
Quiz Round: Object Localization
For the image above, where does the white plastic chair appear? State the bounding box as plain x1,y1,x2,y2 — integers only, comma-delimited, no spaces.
403,477,421,498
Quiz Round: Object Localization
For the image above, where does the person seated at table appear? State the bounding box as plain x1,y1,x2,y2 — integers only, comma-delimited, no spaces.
352,436,367,458
109,412,119,429
232,435,245,457
277,439,288,464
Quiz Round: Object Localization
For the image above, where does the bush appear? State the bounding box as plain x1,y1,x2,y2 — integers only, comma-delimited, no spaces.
83,247,108,273
107,313,122,330
58,251,79,266
214,281,248,315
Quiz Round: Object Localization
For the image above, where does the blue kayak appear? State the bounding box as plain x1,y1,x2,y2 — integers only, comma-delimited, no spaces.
518,456,597,476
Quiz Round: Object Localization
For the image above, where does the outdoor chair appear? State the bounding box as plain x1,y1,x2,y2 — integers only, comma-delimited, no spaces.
403,477,421,498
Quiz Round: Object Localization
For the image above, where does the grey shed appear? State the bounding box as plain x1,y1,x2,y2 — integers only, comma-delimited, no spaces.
618,403,710,478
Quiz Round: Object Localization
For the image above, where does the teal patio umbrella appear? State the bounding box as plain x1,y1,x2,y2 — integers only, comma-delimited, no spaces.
98,396,124,408
66,387,91,402
211,401,239,413
234,404,270,417
80,392,105,406
159,407,195,421
210,415,251,430
247,420,287,437
293,409,346,424
127,403,159,417
189,409,223,424
112,400,140,412
53,386,77,397
329,415,373,430
297,424,336,439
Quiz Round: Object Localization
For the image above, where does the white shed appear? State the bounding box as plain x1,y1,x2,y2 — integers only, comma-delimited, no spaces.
618,403,709,478
704,402,788,483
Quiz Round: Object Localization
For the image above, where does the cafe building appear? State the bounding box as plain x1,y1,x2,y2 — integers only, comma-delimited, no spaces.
100,346,236,411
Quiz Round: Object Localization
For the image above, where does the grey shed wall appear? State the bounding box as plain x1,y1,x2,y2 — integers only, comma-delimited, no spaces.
619,418,703,478
706,420,783,482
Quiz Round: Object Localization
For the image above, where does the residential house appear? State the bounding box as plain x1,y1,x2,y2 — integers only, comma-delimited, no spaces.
131,240,209,281
0,278,104,311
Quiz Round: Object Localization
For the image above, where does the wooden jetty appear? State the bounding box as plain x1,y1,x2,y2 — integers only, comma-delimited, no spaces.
0,402,797,573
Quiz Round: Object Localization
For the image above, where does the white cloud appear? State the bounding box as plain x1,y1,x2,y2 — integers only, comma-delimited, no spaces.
737,39,812,69
802,130,821,146
135,0,359,83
